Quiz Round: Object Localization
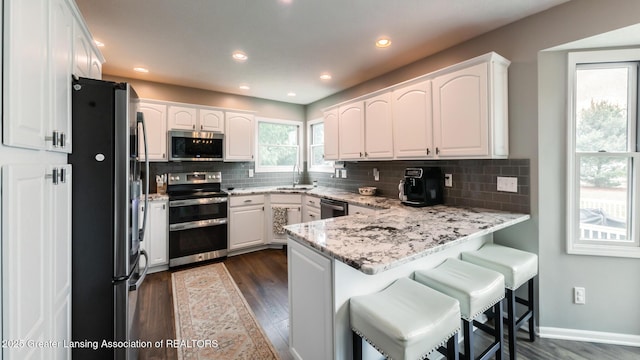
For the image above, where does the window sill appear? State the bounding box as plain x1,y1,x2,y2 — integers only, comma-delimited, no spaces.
568,243,640,259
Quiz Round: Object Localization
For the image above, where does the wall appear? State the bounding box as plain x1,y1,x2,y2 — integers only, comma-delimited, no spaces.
306,0,640,340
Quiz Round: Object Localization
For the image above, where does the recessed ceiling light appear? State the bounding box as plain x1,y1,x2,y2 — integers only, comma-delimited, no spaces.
232,51,248,62
375,37,392,48
239,84,250,90
320,73,332,80
94,40,105,47
287,92,296,97
133,67,149,73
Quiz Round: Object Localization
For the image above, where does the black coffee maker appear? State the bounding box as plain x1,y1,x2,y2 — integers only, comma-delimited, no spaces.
398,167,444,207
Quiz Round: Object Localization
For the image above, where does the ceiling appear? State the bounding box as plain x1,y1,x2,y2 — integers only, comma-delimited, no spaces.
75,0,569,105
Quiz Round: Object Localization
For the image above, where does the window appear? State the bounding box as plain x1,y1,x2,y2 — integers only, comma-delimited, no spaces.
255,117,302,172
307,118,334,172
567,49,640,258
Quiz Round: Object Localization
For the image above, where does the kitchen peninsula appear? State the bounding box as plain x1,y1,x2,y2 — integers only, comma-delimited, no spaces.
284,200,529,360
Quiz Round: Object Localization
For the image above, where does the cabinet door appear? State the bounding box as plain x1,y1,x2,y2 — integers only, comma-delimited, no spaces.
145,200,168,267
433,62,489,157
288,239,333,360
338,102,364,160
168,105,197,130
229,205,264,250
392,80,433,158
323,108,339,160
364,93,393,159
89,48,103,80
2,164,71,359
224,112,254,161
3,0,49,150
139,102,168,161
50,0,73,153
271,205,302,243
198,108,224,132
73,19,91,78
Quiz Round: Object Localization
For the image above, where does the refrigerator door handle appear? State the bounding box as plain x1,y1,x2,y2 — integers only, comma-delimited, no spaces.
130,249,149,291
138,112,149,242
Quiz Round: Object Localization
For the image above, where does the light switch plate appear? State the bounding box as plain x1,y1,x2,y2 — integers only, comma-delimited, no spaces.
248,169,254,178
497,176,518,193
444,174,452,187
341,169,347,178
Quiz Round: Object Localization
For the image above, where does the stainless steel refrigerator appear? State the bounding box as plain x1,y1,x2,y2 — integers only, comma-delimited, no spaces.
69,77,150,360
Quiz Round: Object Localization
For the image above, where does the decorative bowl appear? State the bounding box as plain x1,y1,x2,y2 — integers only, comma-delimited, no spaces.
358,187,377,196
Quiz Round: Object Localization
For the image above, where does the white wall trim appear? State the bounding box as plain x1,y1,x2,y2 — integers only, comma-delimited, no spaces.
538,326,640,347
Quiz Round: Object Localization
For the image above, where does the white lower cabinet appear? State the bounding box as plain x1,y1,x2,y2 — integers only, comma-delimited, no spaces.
139,197,168,272
229,195,265,251
302,195,321,222
2,164,72,359
288,239,334,360
270,194,302,244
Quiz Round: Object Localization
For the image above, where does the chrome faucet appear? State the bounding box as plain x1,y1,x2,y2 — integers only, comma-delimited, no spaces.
293,163,300,187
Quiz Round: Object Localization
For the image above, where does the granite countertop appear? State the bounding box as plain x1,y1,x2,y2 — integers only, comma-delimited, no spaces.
227,185,397,209
284,204,530,275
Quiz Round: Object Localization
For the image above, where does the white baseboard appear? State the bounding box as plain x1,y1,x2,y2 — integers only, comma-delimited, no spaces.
538,326,640,347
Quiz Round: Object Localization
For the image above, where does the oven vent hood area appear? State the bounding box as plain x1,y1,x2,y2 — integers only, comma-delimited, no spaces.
169,130,224,161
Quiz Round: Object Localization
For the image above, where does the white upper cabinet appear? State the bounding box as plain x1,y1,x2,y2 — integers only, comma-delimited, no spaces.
224,111,255,161
72,6,102,80
139,101,168,161
168,104,225,132
3,0,102,152
364,92,394,159
323,108,339,161
392,80,433,159
168,105,198,130
433,57,509,158
338,102,365,160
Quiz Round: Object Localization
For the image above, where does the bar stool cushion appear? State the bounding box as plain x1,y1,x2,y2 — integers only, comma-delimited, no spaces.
414,258,504,321
461,243,538,290
350,277,460,360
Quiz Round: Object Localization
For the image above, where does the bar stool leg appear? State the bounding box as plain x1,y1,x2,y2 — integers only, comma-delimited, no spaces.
353,331,362,360
495,301,504,360
528,279,535,342
506,289,516,360
463,320,474,360
446,333,460,360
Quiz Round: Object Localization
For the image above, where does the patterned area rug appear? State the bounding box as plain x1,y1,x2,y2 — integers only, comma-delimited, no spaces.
172,263,280,360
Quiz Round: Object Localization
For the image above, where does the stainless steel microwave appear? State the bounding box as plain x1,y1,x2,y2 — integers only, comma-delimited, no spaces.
168,130,223,161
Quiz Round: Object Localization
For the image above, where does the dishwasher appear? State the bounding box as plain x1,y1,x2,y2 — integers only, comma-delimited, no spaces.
320,198,349,219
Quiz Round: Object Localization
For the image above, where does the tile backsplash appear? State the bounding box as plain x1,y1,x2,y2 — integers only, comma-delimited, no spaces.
148,158,530,213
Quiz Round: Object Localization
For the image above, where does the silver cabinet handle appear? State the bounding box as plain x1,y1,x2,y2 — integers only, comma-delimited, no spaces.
244,199,252,203
170,197,228,207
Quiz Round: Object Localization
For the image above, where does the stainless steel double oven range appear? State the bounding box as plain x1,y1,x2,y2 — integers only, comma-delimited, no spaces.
166,172,228,267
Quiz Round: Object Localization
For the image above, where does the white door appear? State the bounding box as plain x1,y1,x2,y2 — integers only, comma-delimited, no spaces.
229,205,264,250
323,108,339,160
198,108,224,132
50,0,74,153
338,102,364,160
2,164,72,359
168,105,197,130
139,102,168,161
224,112,254,161
433,62,489,157
364,93,393,159
392,80,434,158
3,0,49,150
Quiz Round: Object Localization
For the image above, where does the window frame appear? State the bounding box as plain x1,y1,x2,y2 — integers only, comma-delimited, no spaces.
254,117,303,173
566,49,640,258
307,118,334,173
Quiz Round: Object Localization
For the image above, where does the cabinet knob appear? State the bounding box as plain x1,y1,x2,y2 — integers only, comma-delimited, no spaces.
436,147,440,154
200,125,203,130
192,124,195,130
359,152,363,157
426,148,430,155
365,152,368,157
162,153,165,158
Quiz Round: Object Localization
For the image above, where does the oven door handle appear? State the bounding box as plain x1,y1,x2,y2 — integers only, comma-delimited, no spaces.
169,197,228,207
170,218,228,231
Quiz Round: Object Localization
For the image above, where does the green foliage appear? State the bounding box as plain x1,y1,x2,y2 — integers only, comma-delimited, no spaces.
258,122,299,167
577,100,627,187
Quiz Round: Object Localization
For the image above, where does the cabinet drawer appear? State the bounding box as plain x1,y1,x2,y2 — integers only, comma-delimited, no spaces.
304,196,321,209
230,195,265,207
271,194,302,204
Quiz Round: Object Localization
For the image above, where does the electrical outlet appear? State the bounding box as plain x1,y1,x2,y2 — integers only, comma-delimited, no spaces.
574,287,586,304
335,169,340,178
497,176,518,193
248,169,254,178
444,174,453,187
341,169,347,178
373,168,380,181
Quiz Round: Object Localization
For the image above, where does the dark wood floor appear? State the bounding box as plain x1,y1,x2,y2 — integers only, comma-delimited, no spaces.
138,248,640,360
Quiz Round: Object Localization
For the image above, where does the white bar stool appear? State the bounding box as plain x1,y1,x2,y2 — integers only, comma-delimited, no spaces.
350,277,461,360
414,258,505,360
461,243,538,360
